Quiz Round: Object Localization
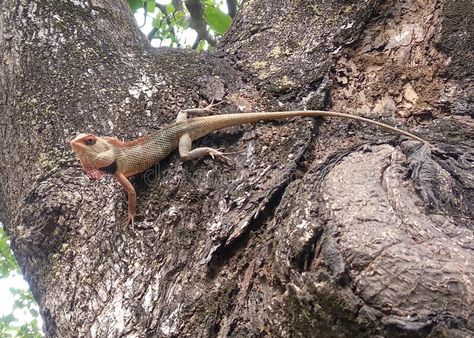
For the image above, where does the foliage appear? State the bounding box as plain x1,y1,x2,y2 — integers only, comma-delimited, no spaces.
0,227,17,278
203,4,232,35
128,0,237,48
0,227,42,338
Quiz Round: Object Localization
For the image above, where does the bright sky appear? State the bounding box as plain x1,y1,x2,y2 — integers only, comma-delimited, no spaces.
0,223,43,332
135,3,198,47
0,273,40,319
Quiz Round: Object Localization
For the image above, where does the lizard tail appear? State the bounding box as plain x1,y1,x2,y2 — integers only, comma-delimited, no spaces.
192,110,429,144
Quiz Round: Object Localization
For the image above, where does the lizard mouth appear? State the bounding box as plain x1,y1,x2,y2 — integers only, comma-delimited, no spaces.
70,139,105,180
70,140,83,152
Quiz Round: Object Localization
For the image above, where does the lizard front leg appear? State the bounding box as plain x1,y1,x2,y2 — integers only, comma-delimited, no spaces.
114,173,137,226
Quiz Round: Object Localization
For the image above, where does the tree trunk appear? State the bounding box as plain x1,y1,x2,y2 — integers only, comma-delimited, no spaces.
1,0,473,337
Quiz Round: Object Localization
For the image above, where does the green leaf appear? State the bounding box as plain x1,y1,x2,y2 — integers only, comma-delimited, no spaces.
203,5,232,35
146,1,155,13
9,287,21,295
0,227,19,278
166,3,175,14
152,16,161,28
128,0,142,12
196,40,207,51
0,314,16,325
172,11,188,30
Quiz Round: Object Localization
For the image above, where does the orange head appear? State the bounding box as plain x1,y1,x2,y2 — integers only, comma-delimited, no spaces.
70,133,117,179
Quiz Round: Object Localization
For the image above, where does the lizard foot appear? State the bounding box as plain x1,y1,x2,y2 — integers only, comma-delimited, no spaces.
207,148,238,164
123,214,135,228
204,99,226,112
124,211,137,228
124,212,145,230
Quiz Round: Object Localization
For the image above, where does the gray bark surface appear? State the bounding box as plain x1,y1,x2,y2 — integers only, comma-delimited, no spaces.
0,0,473,337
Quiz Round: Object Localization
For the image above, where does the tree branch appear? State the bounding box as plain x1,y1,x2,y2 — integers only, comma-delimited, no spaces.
185,0,216,48
226,0,238,18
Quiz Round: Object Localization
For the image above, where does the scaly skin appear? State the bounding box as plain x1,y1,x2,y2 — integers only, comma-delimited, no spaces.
70,108,429,225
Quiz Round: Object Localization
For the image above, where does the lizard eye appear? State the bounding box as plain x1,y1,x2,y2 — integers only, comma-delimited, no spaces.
84,138,96,146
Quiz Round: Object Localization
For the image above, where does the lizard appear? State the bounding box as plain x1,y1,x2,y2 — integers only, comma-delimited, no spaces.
70,105,429,225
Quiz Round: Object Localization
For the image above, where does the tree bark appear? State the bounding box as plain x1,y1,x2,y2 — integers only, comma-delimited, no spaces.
0,0,473,337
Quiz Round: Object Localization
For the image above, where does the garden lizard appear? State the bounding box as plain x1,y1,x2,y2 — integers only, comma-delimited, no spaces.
70,106,429,225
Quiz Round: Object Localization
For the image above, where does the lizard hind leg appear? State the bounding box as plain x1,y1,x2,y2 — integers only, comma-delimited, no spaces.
178,133,234,163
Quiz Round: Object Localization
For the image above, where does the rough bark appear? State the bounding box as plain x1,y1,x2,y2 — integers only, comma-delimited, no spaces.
0,0,473,337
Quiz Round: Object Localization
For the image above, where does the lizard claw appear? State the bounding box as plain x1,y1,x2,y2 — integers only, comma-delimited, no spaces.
204,99,226,112
124,211,140,229
124,212,145,230
123,213,135,228
208,148,237,164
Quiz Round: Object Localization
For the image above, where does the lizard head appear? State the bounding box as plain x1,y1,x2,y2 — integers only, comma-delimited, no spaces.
70,133,117,179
